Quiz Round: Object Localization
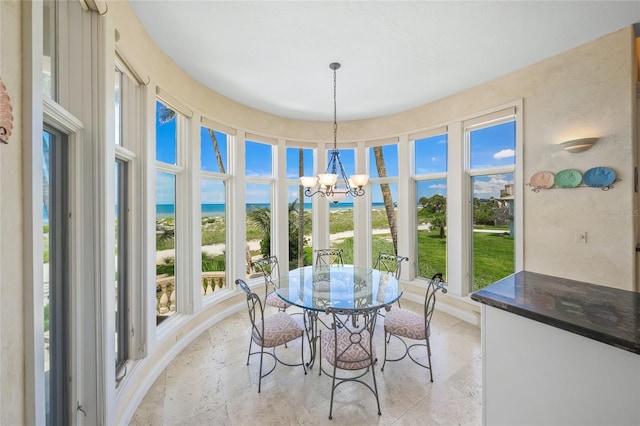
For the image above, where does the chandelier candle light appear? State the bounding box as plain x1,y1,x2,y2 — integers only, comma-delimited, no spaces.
300,62,369,204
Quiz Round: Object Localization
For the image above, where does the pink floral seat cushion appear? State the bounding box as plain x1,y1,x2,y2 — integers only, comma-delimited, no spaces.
253,312,304,348
266,290,291,310
384,308,429,340
321,328,375,370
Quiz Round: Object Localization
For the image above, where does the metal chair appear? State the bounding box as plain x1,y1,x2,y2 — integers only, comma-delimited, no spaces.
320,306,382,420
374,252,409,280
374,252,409,317
236,279,306,392
381,273,446,382
252,255,291,312
314,248,344,266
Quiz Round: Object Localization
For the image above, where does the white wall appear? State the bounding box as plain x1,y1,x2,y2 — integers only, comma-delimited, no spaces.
1,1,25,423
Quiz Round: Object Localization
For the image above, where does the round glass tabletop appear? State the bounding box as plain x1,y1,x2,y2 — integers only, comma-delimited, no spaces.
275,265,402,312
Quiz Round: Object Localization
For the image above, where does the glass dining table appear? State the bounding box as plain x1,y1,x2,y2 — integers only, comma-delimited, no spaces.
274,264,402,368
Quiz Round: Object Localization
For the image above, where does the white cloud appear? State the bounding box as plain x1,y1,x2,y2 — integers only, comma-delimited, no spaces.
429,183,447,189
493,149,515,159
473,175,511,197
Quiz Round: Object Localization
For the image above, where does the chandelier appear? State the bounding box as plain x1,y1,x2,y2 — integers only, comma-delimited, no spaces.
300,62,369,203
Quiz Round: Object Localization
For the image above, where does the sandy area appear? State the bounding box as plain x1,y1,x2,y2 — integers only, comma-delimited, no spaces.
155,223,435,263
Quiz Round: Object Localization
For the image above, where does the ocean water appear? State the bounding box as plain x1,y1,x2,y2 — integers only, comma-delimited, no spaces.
44,202,388,223
156,202,388,219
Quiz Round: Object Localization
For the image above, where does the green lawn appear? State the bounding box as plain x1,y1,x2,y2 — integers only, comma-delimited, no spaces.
160,209,515,290
334,228,514,291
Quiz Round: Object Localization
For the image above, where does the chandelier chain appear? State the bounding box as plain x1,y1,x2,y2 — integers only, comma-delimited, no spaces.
333,65,338,150
299,61,368,203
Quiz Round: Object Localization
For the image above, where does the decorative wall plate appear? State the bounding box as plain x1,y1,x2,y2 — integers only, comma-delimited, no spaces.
0,77,13,144
529,171,555,189
583,166,616,188
554,169,582,188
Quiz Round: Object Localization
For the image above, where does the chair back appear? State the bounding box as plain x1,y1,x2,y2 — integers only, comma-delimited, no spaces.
315,248,344,266
325,306,379,370
424,273,447,329
236,279,265,341
252,255,280,297
374,252,409,279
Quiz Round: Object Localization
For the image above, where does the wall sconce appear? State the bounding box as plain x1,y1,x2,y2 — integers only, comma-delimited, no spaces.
560,137,599,153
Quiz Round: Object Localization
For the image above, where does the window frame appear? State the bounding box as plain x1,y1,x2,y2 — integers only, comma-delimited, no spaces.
244,136,276,276
411,128,449,282
462,103,523,295
199,123,232,298
154,97,189,327
368,141,400,270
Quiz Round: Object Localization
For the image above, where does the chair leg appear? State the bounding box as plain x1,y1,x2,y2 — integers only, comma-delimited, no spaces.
246,338,252,366
425,337,434,382
381,330,389,371
258,346,264,393
318,331,323,376
328,365,337,420
300,336,307,375
371,357,382,416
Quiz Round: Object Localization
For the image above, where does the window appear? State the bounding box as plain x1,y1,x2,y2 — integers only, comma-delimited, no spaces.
414,133,448,280
200,126,229,296
155,100,184,325
113,67,129,381
114,159,128,376
43,0,57,99
328,148,355,262
286,147,314,269
245,139,273,274
43,125,70,425
369,144,399,264
467,117,516,291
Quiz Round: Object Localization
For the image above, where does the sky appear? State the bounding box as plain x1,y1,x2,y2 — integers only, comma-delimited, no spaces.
155,101,515,206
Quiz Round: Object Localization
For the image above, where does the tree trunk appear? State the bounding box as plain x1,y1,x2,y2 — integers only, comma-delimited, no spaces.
298,149,305,267
373,146,397,253
208,128,226,174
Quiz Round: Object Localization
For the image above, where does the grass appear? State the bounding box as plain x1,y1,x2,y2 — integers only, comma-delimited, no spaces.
473,232,514,290
153,209,515,289
332,227,514,291
199,209,391,246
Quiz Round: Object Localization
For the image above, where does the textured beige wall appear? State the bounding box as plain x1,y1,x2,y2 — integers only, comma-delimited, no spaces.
519,28,636,286
113,0,637,288
0,1,24,424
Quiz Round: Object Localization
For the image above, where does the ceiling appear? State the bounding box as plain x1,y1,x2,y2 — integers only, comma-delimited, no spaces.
129,1,640,121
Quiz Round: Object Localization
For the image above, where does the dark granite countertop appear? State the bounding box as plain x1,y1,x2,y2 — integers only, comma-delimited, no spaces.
471,271,640,354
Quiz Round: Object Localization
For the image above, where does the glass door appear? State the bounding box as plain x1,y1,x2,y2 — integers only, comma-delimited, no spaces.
43,125,70,425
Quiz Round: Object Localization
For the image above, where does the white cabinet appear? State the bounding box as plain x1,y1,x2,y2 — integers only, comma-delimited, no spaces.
482,305,640,425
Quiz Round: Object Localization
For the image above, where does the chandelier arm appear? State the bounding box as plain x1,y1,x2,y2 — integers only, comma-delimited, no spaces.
304,187,331,198
335,153,356,196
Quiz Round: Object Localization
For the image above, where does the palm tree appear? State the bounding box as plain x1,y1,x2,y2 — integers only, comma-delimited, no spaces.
297,149,305,267
207,128,226,174
373,146,398,253
246,205,271,256
247,201,308,262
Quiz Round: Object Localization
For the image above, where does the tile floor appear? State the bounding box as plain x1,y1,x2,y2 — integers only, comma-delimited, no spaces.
130,302,482,425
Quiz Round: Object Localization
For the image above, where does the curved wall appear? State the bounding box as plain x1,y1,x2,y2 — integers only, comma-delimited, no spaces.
112,0,637,288
111,1,511,142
